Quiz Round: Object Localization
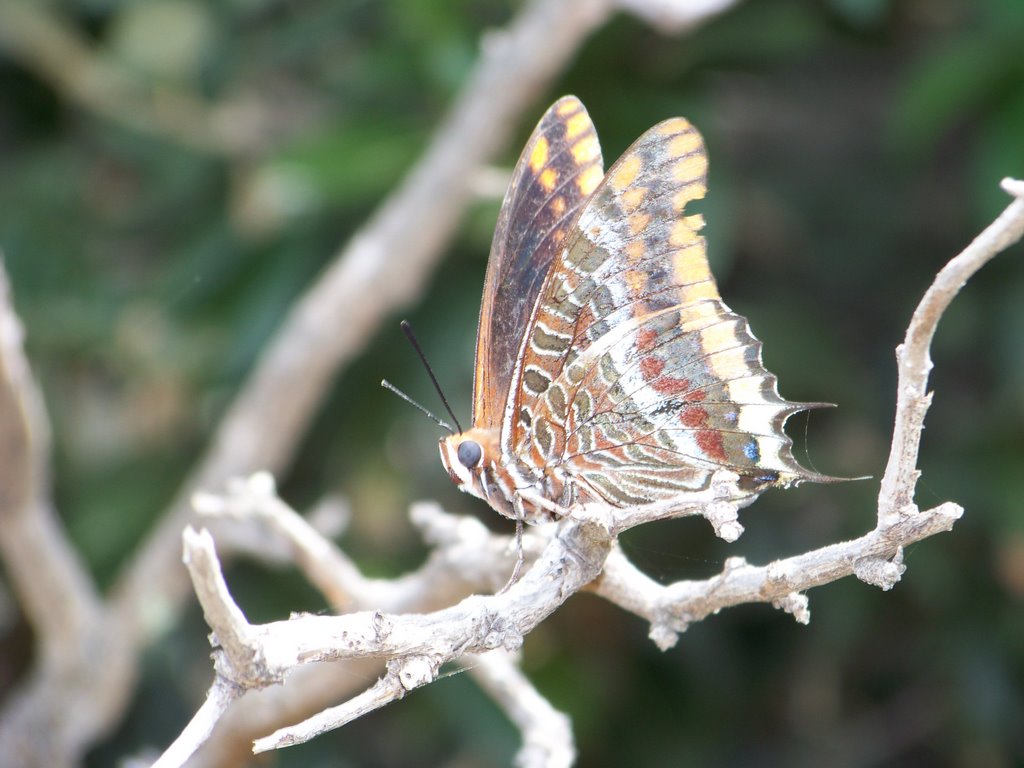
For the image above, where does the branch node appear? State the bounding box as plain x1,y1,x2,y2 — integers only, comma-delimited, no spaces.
1001,177,1024,197
391,655,439,691
711,469,741,498
931,502,965,530
648,617,685,651
703,500,743,542
191,490,225,515
373,611,394,642
483,614,525,653
228,471,277,506
193,472,277,520
772,591,810,624
764,561,790,585
853,548,906,590
721,555,748,574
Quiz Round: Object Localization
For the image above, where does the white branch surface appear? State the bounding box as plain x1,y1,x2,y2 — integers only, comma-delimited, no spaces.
150,680,240,768
877,178,1024,523
0,258,93,645
467,650,575,768
0,260,135,763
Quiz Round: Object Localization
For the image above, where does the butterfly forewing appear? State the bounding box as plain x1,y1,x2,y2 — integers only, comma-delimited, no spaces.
472,96,604,430
508,117,824,506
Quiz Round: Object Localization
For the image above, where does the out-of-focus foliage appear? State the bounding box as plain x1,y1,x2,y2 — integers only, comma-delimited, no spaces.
1,0,1022,766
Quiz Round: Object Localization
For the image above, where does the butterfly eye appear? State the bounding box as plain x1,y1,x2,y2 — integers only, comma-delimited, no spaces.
456,440,483,468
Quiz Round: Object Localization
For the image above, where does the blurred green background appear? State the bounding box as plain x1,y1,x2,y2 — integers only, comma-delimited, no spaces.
1,0,1023,766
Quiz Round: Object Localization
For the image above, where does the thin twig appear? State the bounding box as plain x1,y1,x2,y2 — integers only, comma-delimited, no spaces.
149,680,241,768
468,650,576,768
0,259,126,766
593,502,962,649
878,178,1024,523
0,259,100,646
182,528,265,686
253,656,439,753
159,509,608,758
177,483,548,764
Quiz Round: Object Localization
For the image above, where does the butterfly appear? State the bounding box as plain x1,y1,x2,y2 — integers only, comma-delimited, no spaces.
439,96,831,527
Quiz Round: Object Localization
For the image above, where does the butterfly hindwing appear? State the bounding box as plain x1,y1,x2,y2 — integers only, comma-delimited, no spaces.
472,96,604,430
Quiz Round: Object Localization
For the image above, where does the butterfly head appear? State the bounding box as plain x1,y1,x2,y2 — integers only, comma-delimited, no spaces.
438,427,499,500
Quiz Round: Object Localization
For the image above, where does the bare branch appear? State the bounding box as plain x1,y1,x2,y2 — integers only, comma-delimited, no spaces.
593,502,962,650
253,655,438,753
616,0,739,32
0,259,135,766
152,505,607,758
878,178,1024,523
169,486,961,755
184,518,606,676
184,661,383,768
194,474,365,611
468,650,576,768
195,474,542,609
0,258,102,649
150,680,240,768
177,485,552,763
183,528,268,688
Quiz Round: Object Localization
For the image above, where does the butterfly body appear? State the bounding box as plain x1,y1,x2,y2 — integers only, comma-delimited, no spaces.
439,97,830,525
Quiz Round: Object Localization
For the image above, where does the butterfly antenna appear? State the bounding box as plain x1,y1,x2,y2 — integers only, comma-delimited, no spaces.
381,379,454,433
399,320,464,433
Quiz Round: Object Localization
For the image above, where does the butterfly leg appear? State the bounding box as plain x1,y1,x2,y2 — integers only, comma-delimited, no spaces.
498,497,528,594
516,487,571,521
